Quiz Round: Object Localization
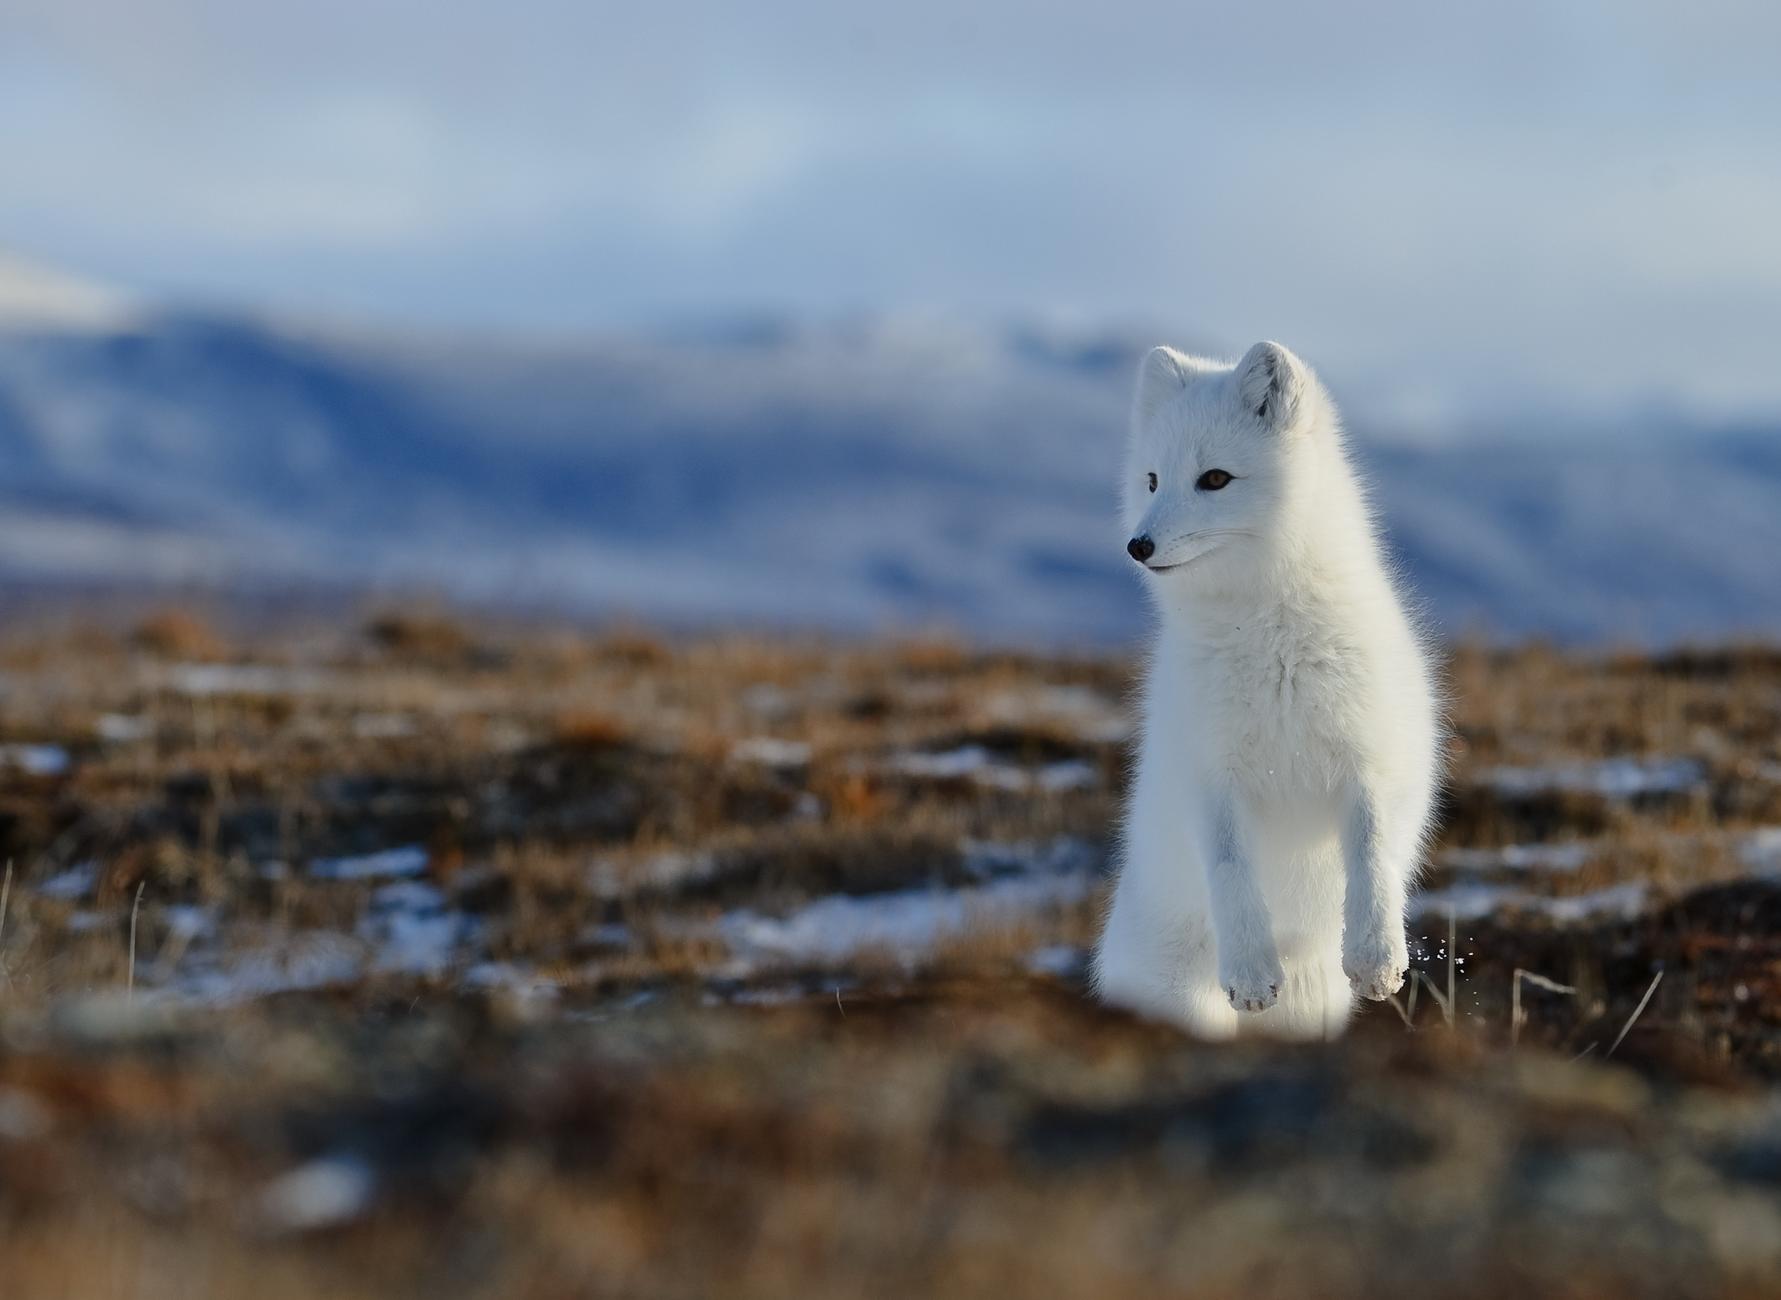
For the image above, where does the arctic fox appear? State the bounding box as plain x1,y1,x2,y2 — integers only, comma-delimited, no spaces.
1092,341,1440,1040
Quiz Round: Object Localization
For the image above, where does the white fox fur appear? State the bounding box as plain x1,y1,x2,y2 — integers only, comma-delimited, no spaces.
1093,341,1440,1040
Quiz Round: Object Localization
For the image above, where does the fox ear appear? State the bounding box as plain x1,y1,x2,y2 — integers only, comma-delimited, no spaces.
1236,341,1310,431
1135,345,1194,421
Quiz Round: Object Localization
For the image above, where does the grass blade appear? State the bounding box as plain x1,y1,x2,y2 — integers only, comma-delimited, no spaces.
1606,970,1663,1059
1511,968,1577,1046
128,880,146,1002
0,858,12,988
1415,969,1452,1029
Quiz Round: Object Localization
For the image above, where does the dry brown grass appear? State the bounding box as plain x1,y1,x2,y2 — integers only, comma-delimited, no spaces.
3,610,1781,1296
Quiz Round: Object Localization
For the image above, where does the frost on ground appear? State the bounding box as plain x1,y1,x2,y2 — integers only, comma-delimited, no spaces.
0,742,70,776
1412,879,1650,924
308,845,431,882
1438,842,1595,874
716,848,1097,970
1478,755,1707,798
888,744,1098,792
5,617,1781,1298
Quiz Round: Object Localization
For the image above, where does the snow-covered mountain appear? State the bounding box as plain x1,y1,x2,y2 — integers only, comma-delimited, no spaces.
0,253,139,332
0,260,1776,644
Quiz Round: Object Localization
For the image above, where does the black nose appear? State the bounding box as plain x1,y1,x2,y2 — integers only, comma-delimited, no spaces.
1127,535,1155,564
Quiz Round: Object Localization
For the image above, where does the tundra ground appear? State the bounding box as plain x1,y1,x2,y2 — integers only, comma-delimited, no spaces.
3,609,1781,1298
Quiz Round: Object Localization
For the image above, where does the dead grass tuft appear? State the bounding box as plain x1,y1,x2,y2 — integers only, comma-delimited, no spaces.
131,608,227,661
362,607,473,659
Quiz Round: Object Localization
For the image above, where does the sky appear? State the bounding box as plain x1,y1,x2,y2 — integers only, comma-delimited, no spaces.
4,0,1781,421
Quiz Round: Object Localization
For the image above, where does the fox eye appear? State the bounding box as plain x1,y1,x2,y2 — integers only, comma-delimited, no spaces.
1196,469,1233,491
1146,472,1158,493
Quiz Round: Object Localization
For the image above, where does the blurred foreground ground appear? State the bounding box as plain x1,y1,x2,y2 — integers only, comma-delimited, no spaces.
3,610,1781,1298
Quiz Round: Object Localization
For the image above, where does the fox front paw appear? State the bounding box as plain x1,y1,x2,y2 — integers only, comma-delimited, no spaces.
1221,955,1285,1013
1343,932,1409,1001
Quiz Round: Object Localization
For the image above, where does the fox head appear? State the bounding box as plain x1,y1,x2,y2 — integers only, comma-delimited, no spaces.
1121,340,1329,586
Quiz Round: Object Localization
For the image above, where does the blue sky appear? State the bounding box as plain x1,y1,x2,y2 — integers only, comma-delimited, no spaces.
4,1,1781,420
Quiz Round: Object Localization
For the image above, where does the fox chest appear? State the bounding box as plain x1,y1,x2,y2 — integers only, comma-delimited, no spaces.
1188,639,1354,800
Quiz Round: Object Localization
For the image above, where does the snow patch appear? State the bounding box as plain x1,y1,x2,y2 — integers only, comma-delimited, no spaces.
1412,881,1650,924
309,846,429,882
1479,757,1705,799
986,685,1131,743
0,744,70,776
588,850,717,900
717,870,1093,968
1740,828,1781,876
713,984,833,1007
359,882,473,974
96,713,154,743
163,904,216,943
579,921,634,950
351,712,418,739
1026,944,1086,977
167,932,365,1005
37,861,97,900
255,1155,375,1235
461,961,561,1005
1440,843,1594,874
165,664,329,697
890,745,1097,792
731,737,812,769
963,836,1102,880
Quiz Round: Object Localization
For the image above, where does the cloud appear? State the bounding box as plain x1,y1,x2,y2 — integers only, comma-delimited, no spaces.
3,1,1780,418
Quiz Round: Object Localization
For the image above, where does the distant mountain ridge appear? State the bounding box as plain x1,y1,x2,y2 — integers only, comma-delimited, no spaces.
0,253,139,331
0,265,1776,644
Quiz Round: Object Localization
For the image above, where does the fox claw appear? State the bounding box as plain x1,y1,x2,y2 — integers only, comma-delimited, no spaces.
1227,982,1279,1013
1222,954,1284,1013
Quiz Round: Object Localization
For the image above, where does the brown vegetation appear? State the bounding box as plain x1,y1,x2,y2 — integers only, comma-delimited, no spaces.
3,611,1781,1296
